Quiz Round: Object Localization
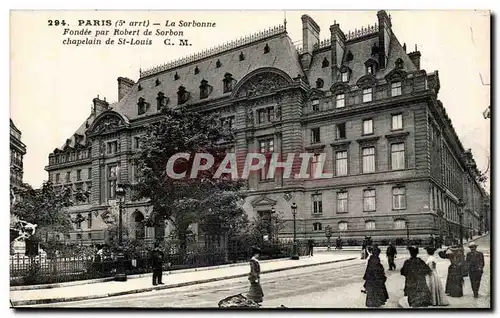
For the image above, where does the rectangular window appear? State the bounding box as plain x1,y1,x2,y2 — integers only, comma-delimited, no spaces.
76,170,81,181
338,222,348,231
55,173,60,184
66,171,71,183
391,81,402,96
362,119,373,135
362,147,375,173
336,94,345,108
365,221,376,230
313,222,322,231
107,141,118,154
311,127,321,143
312,99,320,112
88,168,92,179
312,194,323,214
341,72,348,82
133,137,141,149
367,65,374,74
337,192,348,213
86,182,92,200
310,154,321,178
108,166,118,199
259,138,274,153
258,107,275,124
394,220,406,230
392,187,406,210
392,114,403,130
335,151,348,176
87,213,92,229
362,88,373,103
336,123,346,139
391,143,406,170
363,189,376,211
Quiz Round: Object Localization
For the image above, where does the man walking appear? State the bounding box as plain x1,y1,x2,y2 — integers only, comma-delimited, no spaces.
466,242,484,298
149,242,165,286
307,236,314,257
386,242,397,270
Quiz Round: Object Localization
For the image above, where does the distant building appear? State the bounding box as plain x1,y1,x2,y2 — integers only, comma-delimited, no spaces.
10,119,26,188
45,10,487,245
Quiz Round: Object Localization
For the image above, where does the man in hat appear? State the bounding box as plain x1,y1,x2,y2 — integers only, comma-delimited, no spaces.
466,242,484,298
149,242,165,286
386,242,397,271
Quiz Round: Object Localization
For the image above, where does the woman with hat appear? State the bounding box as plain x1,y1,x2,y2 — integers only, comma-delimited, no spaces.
362,246,389,307
400,246,432,307
438,245,465,297
425,246,449,306
247,246,264,305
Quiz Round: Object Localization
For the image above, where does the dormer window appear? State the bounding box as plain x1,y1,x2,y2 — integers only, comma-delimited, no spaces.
137,97,149,115
223,73,235,93
177,85,189,105
316,78,324,89
174,72,180,80
156,92,167,110
367,65,375,74
138,84,143,91
264,43,270,54
341,72,349,82
312,99,320,112
346,51,354,62
391,81,402,96
239,52,245,61
216,59,221,68
322,58,329,68
336,94,345,108
194,66,200,75
200,79,212,99
155,78,161,86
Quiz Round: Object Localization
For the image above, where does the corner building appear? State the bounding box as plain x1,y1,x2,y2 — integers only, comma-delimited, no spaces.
45,11,487,245
11,119,26,189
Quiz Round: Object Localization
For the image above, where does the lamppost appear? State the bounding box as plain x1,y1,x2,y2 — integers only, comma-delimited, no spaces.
405,220,410,246
290,203,299,260
270,207,276,242
114,183,127,282
458,199,465,245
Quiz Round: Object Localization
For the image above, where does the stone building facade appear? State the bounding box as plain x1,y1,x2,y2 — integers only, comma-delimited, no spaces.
10,119,26,188
45,11,488,245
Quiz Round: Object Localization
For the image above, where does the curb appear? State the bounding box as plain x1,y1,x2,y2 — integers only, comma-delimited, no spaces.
10,256,293,291
11,257,357,306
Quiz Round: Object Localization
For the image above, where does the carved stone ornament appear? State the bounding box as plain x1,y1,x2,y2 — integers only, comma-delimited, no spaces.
246,109,254,125
275,105,282,120
356,74,377,89
236,72,289,98
94,115,123,134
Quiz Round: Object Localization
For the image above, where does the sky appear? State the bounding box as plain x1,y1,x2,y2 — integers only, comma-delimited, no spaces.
9,10,491,190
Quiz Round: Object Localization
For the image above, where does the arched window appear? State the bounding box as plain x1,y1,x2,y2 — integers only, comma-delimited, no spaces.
133,211,145,240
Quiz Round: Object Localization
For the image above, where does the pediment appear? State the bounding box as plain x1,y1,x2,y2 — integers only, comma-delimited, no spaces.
251,195,278,208
233,68,293,99
87,111,130,135
385,68,407,83
308,88,326,100
356,74,377,88
330,82,351,95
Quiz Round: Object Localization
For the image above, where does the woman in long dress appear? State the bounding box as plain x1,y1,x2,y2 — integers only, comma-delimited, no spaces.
363,246,389,307
247,246,264,304
400,246,432,307
438,246,465,297
425,247,449,306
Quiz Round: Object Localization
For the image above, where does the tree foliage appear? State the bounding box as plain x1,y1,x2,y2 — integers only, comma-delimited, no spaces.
11,181,89,242
131,106,245,253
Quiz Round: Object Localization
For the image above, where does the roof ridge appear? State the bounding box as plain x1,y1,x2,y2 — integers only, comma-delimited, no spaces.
140,24,286,78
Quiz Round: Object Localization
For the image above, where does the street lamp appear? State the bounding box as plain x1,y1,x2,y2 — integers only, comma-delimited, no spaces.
290,203,299,260
270,207,276,242
458,199,466,245
114,183,127,282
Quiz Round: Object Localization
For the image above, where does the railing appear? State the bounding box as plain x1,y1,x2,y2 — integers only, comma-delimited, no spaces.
140,24,286,78
345,24,378,41
10,242,307,286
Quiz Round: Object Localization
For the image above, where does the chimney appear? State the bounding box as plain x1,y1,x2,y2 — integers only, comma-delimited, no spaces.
377,10,392,69
117,77,135,101
408,48,421,70
92,96,109,115
300,14,320,71
329,22,346,83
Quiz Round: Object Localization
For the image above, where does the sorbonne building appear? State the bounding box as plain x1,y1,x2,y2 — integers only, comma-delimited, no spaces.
11,119,26,189
45,11,488,245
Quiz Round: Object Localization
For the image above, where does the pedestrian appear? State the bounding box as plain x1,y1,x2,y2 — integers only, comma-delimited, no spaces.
386,242,397,271
438,246,464,297
363,246,389,308
466,242,484,298
425,247,449,306
361,239,368,259
307,236,314,256
400,246,432,307
335,236,343,250
149,242,165,286
247,246,264,305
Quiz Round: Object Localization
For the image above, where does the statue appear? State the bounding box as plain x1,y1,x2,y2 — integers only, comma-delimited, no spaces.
247,109,254,125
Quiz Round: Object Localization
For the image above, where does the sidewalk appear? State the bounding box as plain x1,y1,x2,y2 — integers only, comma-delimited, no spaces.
11,252,358,306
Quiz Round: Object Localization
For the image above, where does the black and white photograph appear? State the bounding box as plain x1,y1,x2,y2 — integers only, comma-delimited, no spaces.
8,8,491,309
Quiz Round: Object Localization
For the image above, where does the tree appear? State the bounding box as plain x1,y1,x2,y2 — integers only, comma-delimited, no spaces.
131,106,245,255
10,181,89,254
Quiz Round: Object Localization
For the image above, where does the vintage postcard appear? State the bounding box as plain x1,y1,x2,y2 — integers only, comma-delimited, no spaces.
9,10,491,309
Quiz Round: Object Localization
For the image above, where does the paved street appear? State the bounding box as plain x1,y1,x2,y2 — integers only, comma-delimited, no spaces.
29,236,490,308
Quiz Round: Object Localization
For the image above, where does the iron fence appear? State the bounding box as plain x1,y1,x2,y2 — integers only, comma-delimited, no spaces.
10,241,307,286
